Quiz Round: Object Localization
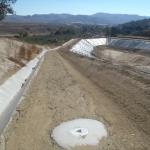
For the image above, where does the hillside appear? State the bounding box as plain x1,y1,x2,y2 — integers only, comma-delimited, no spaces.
111,19,150,37
3,12,147,25
0,38,41,85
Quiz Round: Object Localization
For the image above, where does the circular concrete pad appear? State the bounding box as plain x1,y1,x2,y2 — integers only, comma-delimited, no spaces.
51,119,107,149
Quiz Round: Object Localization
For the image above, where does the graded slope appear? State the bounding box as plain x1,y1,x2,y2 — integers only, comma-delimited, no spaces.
0,50,47,135
3,47,150,150
0,38,41,85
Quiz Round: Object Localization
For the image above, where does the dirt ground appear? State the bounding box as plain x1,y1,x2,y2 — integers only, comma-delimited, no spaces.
1,44,150,150
0,38,42,85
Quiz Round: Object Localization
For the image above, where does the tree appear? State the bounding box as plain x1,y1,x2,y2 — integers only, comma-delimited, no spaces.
0,0,17,20
18,31,28,38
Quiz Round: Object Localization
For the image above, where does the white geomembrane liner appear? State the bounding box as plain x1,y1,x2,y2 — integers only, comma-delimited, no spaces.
70,38,107,57
51,119,107,149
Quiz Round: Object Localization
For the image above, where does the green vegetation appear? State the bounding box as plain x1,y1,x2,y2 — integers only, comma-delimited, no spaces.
16,24,107,45
111,19,150,37
0,0,17,20
17,19,150,46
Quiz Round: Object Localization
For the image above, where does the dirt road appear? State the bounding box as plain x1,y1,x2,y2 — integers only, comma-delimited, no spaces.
2,47,150,150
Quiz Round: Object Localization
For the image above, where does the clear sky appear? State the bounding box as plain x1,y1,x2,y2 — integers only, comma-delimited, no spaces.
13,0,150,16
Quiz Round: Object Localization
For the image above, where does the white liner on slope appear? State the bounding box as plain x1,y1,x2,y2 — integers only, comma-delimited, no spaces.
52,119,107,149
0,49,47,134
86,38,107,46
71,40,93,57
70,38,107,57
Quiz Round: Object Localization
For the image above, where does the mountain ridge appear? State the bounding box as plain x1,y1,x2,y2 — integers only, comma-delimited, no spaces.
3,12,148,25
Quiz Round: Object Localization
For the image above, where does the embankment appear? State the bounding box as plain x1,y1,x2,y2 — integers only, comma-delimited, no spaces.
0,49,47,135
0,38,41,84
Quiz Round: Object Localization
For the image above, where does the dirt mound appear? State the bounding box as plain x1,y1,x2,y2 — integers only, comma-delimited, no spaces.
93,46,150,66
0,38,41,84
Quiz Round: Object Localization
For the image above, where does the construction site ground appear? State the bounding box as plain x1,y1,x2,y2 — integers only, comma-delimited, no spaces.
1,43,150,150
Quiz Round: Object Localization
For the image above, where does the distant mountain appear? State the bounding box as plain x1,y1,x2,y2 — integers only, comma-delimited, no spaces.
111,18,150,37
3,13,148,25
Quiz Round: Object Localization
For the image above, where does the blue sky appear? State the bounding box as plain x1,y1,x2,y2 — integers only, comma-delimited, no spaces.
13,0,150,16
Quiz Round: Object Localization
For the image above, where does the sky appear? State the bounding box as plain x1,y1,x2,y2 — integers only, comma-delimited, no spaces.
13,0,150,16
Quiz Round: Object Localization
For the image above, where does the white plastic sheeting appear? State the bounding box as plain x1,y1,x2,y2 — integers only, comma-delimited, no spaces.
0,49,47,135
70,38,107,57
52,118,107,149
86,38,106,46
